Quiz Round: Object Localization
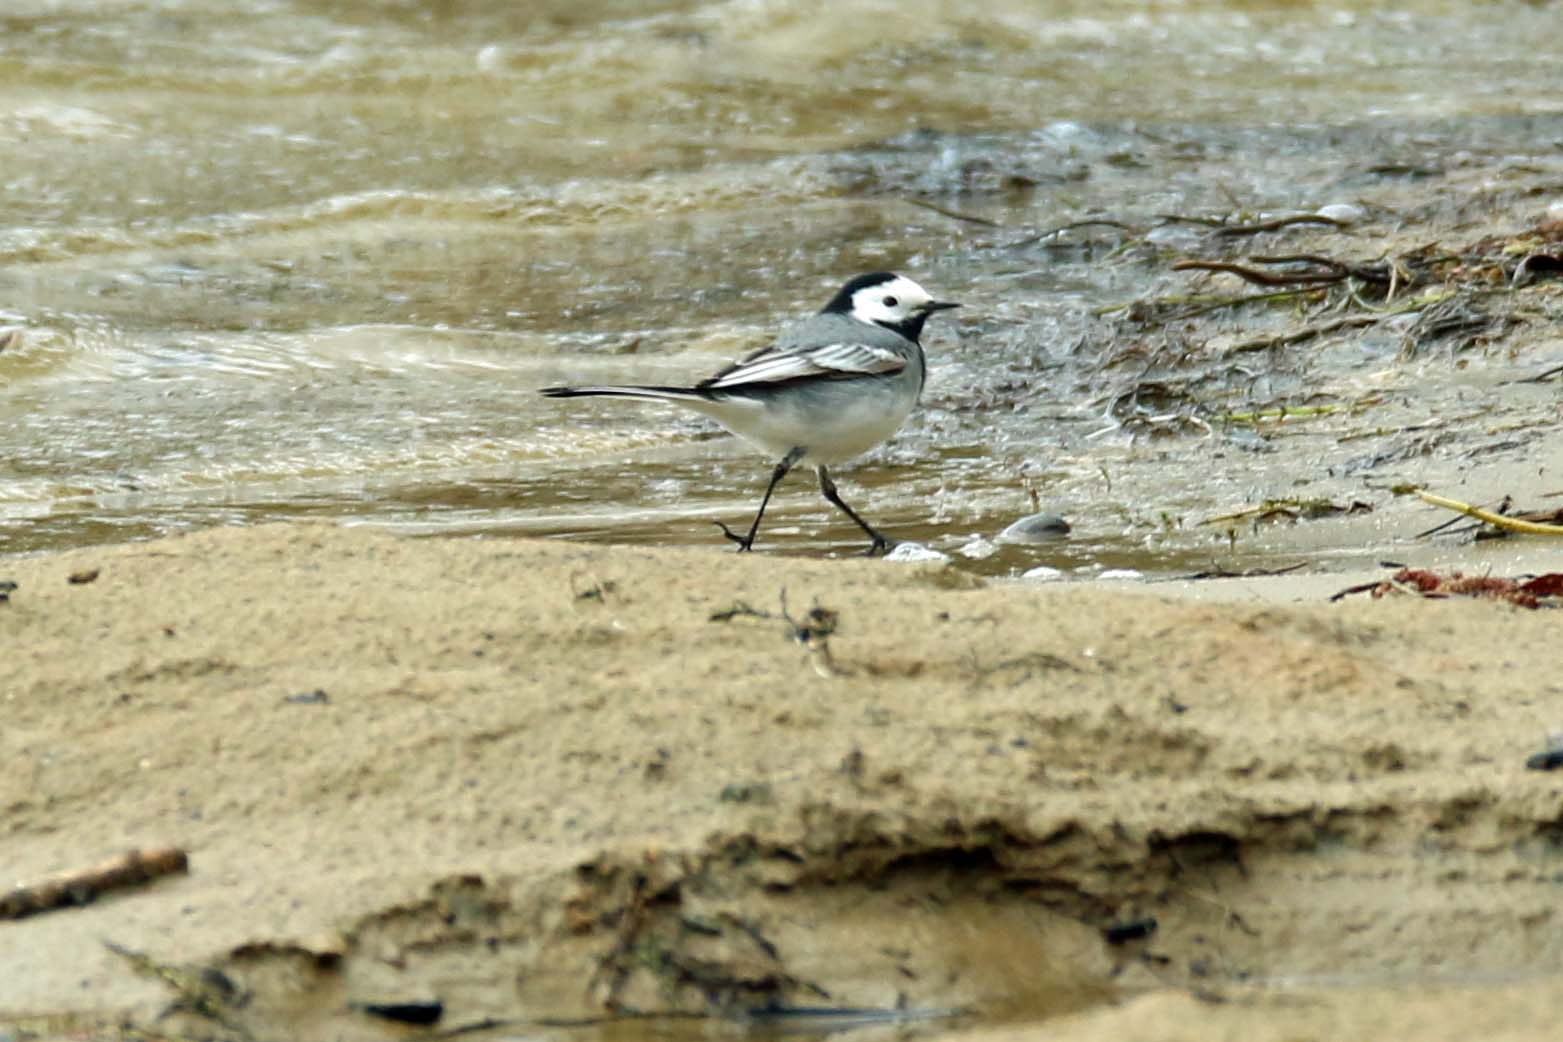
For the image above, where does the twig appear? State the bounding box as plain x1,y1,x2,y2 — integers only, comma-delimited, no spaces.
1154,213,1345,236
1416,490,1563,536
1,847,188,920
1221,314,1383,355
1200,497,1370,527
1169,562,1309,581
1334,418,1449,444
1004,219,1142,248
1249,253,1392,283
708,600,770,623
1329,579,1385,602
104,940,250,1033
902,198,1001,227
1098,287,1322,320
1215,403,1345,424
779,590,843,678
1178,886,1261,936
709,593,843,677
1215,214,1347,236
1415,495,1511,539
1502,361,1563,385
1181,287,1325,319
1172,259,1346,287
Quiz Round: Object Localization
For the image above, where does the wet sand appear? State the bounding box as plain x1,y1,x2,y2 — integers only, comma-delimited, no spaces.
5,522,1563,1040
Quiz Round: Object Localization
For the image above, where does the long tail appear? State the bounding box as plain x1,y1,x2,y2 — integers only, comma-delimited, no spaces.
539,384,712,403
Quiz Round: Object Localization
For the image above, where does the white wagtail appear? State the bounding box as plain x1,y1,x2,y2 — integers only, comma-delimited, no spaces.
541,272,960,554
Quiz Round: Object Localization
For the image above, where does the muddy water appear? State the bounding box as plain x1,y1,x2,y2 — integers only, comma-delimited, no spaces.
2,0,1561,573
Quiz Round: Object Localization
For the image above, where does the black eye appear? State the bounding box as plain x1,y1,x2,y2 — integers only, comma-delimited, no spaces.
882,295,898,307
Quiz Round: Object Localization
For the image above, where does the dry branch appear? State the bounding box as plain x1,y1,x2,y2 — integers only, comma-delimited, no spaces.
1173,255,1391,288
1,847,188,919
1153,213,1346,236
1249,253,1394,283
1172,259,1344,286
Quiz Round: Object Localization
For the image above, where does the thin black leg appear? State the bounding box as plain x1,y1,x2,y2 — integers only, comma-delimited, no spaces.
817,465,893,556
716,446,805,552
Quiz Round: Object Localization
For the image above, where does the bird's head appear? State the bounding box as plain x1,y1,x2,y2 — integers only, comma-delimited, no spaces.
823,272,960,342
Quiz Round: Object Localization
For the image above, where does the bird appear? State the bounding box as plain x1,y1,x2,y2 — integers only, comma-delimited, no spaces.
540,272,960,554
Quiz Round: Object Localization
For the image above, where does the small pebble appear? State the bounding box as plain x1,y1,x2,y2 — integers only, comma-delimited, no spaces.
1526,732,1563,770
1526,750,1563,771
1098,568,1145,581
996,512,1072,544
284,689,330,705
360,1001,443,1026
883,542,949,563
956,536,999,560
1316,202,1365,225
1021,565,1065,581
475,44,507,73
718,781,774,804
1102,916,1159,944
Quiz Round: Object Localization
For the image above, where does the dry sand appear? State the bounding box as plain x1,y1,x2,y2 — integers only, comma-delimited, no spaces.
3,522,1563,1041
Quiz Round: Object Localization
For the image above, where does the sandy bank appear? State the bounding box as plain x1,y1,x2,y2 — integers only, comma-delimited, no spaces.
3,523,1562,1040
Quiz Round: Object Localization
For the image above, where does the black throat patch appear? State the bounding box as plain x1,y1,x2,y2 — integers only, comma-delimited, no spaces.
877,312,932,343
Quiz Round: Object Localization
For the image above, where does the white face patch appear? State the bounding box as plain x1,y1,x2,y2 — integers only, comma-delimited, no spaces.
846,275,935,328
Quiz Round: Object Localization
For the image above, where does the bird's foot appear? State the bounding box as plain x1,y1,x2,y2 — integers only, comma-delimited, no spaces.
714,521,755,552
861,534,895,557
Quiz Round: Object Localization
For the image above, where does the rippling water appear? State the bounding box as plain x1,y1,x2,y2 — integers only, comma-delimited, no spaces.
3,0,1561,571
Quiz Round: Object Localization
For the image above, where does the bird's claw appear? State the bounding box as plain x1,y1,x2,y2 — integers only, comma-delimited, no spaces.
713,521,755,552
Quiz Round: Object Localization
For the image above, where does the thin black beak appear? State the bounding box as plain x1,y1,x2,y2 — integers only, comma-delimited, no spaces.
922,300,961,313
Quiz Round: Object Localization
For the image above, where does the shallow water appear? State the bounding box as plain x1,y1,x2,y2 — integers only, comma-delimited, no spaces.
3,0,1562,573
